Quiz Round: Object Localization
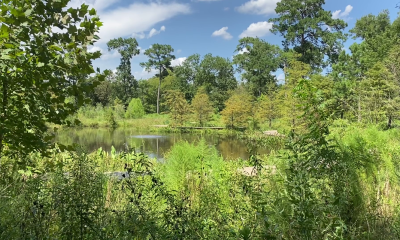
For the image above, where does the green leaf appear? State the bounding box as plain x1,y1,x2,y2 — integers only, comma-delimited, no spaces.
49,45,63,51
89,8,96,16
24,9,32,17
0,24,9,38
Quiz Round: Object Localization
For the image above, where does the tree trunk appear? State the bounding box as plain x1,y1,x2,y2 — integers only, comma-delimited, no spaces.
269,118,272,128
157,68,161,114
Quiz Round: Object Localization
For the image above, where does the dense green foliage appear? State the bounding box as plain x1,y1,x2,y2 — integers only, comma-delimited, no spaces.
0,0,105,159
125,98,145,119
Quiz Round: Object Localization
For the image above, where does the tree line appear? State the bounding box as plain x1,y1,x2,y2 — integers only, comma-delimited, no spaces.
82,3,400,130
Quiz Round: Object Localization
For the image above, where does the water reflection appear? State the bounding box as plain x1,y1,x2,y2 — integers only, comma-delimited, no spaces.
55,128,268,160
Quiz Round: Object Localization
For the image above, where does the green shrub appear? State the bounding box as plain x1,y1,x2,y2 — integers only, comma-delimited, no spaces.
125,98,145,119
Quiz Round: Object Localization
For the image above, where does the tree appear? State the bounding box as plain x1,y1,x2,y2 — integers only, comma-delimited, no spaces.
361,63,400,127
256,90,280,128
332,11,398,122
140,44,175,114
233,37,281,97
138,78,157,113
197,54,237,111
0,0,104,160
93,78,113,106
164,90,191,126
191,87,214,127
107,37,140,104
278,55,311,132
221,89,253,129
125,98,145,119
174,54,201,101
269,0,347,70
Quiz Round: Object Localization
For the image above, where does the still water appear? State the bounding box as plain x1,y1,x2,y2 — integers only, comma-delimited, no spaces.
55,128,268,160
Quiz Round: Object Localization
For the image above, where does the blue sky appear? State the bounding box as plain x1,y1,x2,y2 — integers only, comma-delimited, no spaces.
68,0,400,81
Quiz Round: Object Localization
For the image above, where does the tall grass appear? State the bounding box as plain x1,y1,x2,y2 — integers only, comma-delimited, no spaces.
1,127,400,239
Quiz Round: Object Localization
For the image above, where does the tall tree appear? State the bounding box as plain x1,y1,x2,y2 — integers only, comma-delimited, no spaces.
140,44,175,114
269,0,347,70
256,91,280,128
278,56,311,132
349,10,396,70
0,0,104,160
197,54,237,111
174,54,201,101
107,37,140,104
361,63,400,127
233,37,281,97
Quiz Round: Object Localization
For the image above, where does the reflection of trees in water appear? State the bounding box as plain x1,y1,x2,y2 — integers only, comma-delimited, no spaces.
56,129,263,160
216,138,249,160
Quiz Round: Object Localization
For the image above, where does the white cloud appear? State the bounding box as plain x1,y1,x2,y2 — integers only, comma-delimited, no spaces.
89,46,120,60
332,5,353,20
97,2,190,43
212,27,233,40
171,57,187,67
88,46,102,53
132,32,146,39
193,0,221,1
102,50,120,60
148,26,166,38
239,22,273,38
236,0,279,15
134,68,159,80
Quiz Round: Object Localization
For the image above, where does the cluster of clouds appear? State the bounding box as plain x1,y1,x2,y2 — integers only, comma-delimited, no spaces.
66,0,190,46
133,26,166,40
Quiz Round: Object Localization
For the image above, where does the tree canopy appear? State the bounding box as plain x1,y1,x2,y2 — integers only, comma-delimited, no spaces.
140,44,175,114
0,0,105,159
270,0,347,70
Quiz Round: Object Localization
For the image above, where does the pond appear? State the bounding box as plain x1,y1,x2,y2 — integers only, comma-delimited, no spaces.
55,128,269,160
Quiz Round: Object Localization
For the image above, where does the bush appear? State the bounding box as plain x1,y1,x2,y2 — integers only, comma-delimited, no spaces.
125,98,145,119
